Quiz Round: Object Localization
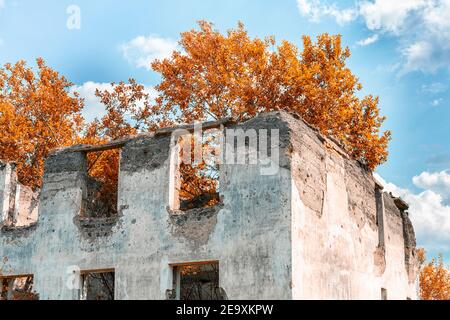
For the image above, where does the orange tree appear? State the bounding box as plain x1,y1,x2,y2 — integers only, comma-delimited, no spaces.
80,79,153,215
417,249,450,300
0,59,84,190
150,21,390,170
1,21,391,209
94,21,390,206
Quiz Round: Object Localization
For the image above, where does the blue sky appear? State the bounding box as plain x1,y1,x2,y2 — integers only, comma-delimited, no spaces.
1,0,449,261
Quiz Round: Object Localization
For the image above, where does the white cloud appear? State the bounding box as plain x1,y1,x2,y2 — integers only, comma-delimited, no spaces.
356,34,379,46
120,35,178,70
422,82,448,94
70,81,157,122
423,0,450,33
297,0,358,25
401,41,435,74
406,190,450,251
359,0,427,33
373,173,407,196
297,0,322,22
297,0,450,74
374,172,450,252
413,170,450,196
359,0,450,74
0,0,5,9
431,98,444,106
326,6,358,25
69,82,113,122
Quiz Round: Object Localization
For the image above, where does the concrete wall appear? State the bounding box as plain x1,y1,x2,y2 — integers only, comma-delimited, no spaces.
0,161,38,228
0,112,419,300
286,113,418,299
0,114,293,300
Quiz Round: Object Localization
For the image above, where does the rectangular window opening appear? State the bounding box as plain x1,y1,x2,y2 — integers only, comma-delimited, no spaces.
0,274,38,300
381,288,387,300
83,149,121,218
375,186,385,248
80,269,115,300
171,261,223,300
171,129,221,211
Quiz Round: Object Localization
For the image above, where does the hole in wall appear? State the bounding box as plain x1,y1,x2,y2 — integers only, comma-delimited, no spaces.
0,274,38,300
80,269,115,300
171,129,222,212
381,287,387,300
82,149,121,218
171,261,225,300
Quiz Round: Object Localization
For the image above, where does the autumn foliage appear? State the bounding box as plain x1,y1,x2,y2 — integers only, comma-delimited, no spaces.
79,79,155,216
1,21,390,211
150,21,390,170
176,134,221,209
0,59,83,190
1,276,38,300
418,249,450,300
91,21,391,208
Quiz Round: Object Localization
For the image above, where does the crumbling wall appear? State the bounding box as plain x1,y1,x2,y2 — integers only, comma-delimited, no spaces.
0,161,38,229
384,194,418,284
289,112,418,299
14,185,39,227
0,112,418,300
0,112,294,299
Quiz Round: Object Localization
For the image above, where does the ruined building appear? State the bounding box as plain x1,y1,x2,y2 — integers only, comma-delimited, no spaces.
0,112,419,300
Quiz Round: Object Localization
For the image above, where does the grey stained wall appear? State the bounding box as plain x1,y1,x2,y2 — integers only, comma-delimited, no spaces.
0,112,419,300
0,162,38,228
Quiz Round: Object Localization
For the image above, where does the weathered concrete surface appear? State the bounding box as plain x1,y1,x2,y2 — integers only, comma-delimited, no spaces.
287,112,418,299
0,112,419,300
0,161,38,228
